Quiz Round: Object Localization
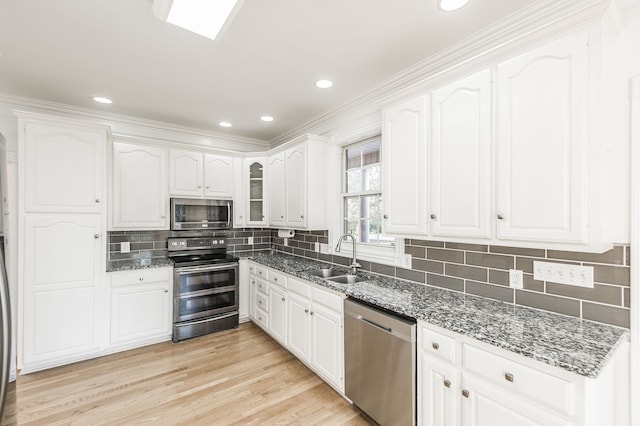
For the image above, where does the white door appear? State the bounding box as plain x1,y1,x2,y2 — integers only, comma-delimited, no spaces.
311,303,343,391
287,292,311,363
110,282,171,346
269,153,286,226
285,144,306,228
204,154,234,198
22,214,103,372
169,150,203,197
419,356,459,426
24,121,105,213
112,142,168,229
495,31,588,244
268,284,287,346
382,96,428,235
431,69,492,239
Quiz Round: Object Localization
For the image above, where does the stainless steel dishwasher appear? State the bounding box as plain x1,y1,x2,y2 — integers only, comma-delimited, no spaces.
344,298,416,426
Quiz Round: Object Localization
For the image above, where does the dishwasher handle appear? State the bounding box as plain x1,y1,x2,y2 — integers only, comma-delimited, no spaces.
358,315,392,333
345,299,416,343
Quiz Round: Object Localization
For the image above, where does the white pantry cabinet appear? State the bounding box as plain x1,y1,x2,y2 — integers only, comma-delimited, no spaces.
22,119,107,214
21,214,105,373
268,134,329,230
417,321,629,426
169,149,234,198
107,268,172,352
430,69,492,239
382,96,428,235
111,141,169,230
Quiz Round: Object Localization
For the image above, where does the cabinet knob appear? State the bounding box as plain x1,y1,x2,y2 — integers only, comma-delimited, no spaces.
164,289,168,293
432,342,440,350
198,185,202,189
206,186,210,189
94,234,100,239
430,214,437,220
258,300,262,305
281,297,285,302
300,215,304,219
305,309,309,314
444,379,451,388
240,215,243,219
504,373,514,382
497,213,505,220
139,277,144,281
310,311,314,316
95,198,100,203
462,389,470,398
383,214,388,219
280,215,284,219
273,277,278,282
161,215,166,219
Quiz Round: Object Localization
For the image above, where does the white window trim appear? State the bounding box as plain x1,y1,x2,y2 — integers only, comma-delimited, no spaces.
327,122,409,267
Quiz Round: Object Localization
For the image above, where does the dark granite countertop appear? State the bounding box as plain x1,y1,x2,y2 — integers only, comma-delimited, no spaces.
106,257,174,272
245,251,628,379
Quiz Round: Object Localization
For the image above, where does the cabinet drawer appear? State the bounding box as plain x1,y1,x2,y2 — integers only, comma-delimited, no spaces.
287,277,310,297
256,292,268,313
110,268,171,287
462,343,574,416
421,327,456,364
256,278,269,295
248,262,256,275
311,286,343,312
255,307,269,329
255,266,268,280
269,270,287,287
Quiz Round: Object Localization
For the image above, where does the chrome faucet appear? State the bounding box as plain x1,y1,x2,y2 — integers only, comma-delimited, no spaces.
335,233,361,275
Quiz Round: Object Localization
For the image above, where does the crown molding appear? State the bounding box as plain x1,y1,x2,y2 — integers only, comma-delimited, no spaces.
0,93,270,152
268,0,612,146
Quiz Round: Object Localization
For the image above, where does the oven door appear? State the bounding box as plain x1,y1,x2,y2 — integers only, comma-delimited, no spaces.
173,264,239,322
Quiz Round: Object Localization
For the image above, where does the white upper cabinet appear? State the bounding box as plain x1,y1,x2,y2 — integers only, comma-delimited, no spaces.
23,120,106,214
244,157,268,226
382,96,428,235
169,150,233,199
496,30,588,245
268,135,329,230
430,69,492,239
269,152,286,226
168,150,203,197
111,141,168,230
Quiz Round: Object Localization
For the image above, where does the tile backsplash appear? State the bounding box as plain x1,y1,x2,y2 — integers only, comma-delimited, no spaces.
108,229,630,328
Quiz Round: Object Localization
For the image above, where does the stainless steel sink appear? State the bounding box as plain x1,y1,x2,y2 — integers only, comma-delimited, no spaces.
327,275,367,285
306,268,344,278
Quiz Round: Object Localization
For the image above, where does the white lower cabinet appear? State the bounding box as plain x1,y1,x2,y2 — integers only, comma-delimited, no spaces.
107,268,172,352
249,262,345,393
418,321,629,426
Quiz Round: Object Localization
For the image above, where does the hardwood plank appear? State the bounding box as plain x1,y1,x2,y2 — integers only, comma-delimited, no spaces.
2,323,375,425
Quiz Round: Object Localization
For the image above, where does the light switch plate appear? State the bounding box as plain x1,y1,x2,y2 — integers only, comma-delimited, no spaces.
533,261,594,288
247,236,254,245
120,242,130,253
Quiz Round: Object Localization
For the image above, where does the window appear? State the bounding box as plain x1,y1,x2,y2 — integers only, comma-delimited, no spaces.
342,137,393,246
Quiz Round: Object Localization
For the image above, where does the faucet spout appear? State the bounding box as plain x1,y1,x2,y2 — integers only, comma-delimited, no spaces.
335,233,361,275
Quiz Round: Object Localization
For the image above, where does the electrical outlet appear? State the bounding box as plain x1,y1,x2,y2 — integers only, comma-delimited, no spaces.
533,261,594,288
120,242,130,253
509,269,523,289
247,236,254,245
315,242,320,252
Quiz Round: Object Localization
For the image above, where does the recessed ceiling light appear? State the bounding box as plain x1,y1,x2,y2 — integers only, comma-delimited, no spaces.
315,80,333,89
437,0,470,11
261,115,274,122
219,121,232,127
93,96,112,104
152,0,241,41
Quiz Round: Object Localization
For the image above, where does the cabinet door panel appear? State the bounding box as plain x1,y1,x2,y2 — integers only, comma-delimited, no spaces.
24,122,104,213
110,283,170,345
112,142,168,229
285,145,306,227
382,96,428,235
287,292,311,363
431,70,491,239
496,31,587,244
22,215,103,371
269,153,285,226
268,284,287,345
311,303,343,390
420,356,459,426
169,150,203,197
245,158,267,226
204,154,233,198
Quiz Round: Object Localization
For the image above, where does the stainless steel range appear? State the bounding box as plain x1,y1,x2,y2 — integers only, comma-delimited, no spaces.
168,236,239,342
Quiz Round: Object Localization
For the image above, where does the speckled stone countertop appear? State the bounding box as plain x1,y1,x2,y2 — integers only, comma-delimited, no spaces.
106,257,174,272
245,251,628,379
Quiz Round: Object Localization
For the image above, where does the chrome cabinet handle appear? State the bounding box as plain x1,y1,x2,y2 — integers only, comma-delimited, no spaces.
95,198,100,203
497,213,505,220
430,214,437,219
444,379,451,388
505,373,514,382
383,214,388,219
164,289,168,293
304,309,309,314
139,277,144,281
432,342,440,350
310,311,314,316
94,234,100,239
462,389,470,398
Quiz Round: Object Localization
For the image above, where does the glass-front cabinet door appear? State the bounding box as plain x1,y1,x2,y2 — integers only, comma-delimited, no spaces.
245,158,268,226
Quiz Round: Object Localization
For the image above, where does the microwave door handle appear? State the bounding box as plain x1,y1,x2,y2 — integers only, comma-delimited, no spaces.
227,202,231,227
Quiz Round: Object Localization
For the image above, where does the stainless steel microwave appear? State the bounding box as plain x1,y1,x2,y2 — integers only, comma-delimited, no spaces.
170,198,233,230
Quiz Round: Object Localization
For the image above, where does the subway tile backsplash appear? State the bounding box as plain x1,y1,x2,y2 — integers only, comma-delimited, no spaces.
108,229,630,328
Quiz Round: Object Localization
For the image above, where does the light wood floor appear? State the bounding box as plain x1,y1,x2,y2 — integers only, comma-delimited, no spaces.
2,322,375,425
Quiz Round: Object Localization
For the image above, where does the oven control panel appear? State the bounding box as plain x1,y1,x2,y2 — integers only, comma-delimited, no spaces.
167,237,226,251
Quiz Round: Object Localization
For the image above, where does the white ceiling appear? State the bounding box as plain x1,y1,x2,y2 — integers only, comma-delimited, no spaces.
0,0,541,143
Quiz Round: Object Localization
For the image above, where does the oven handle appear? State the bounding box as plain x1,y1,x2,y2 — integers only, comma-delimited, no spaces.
174,263,239,274
176,311,238,326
